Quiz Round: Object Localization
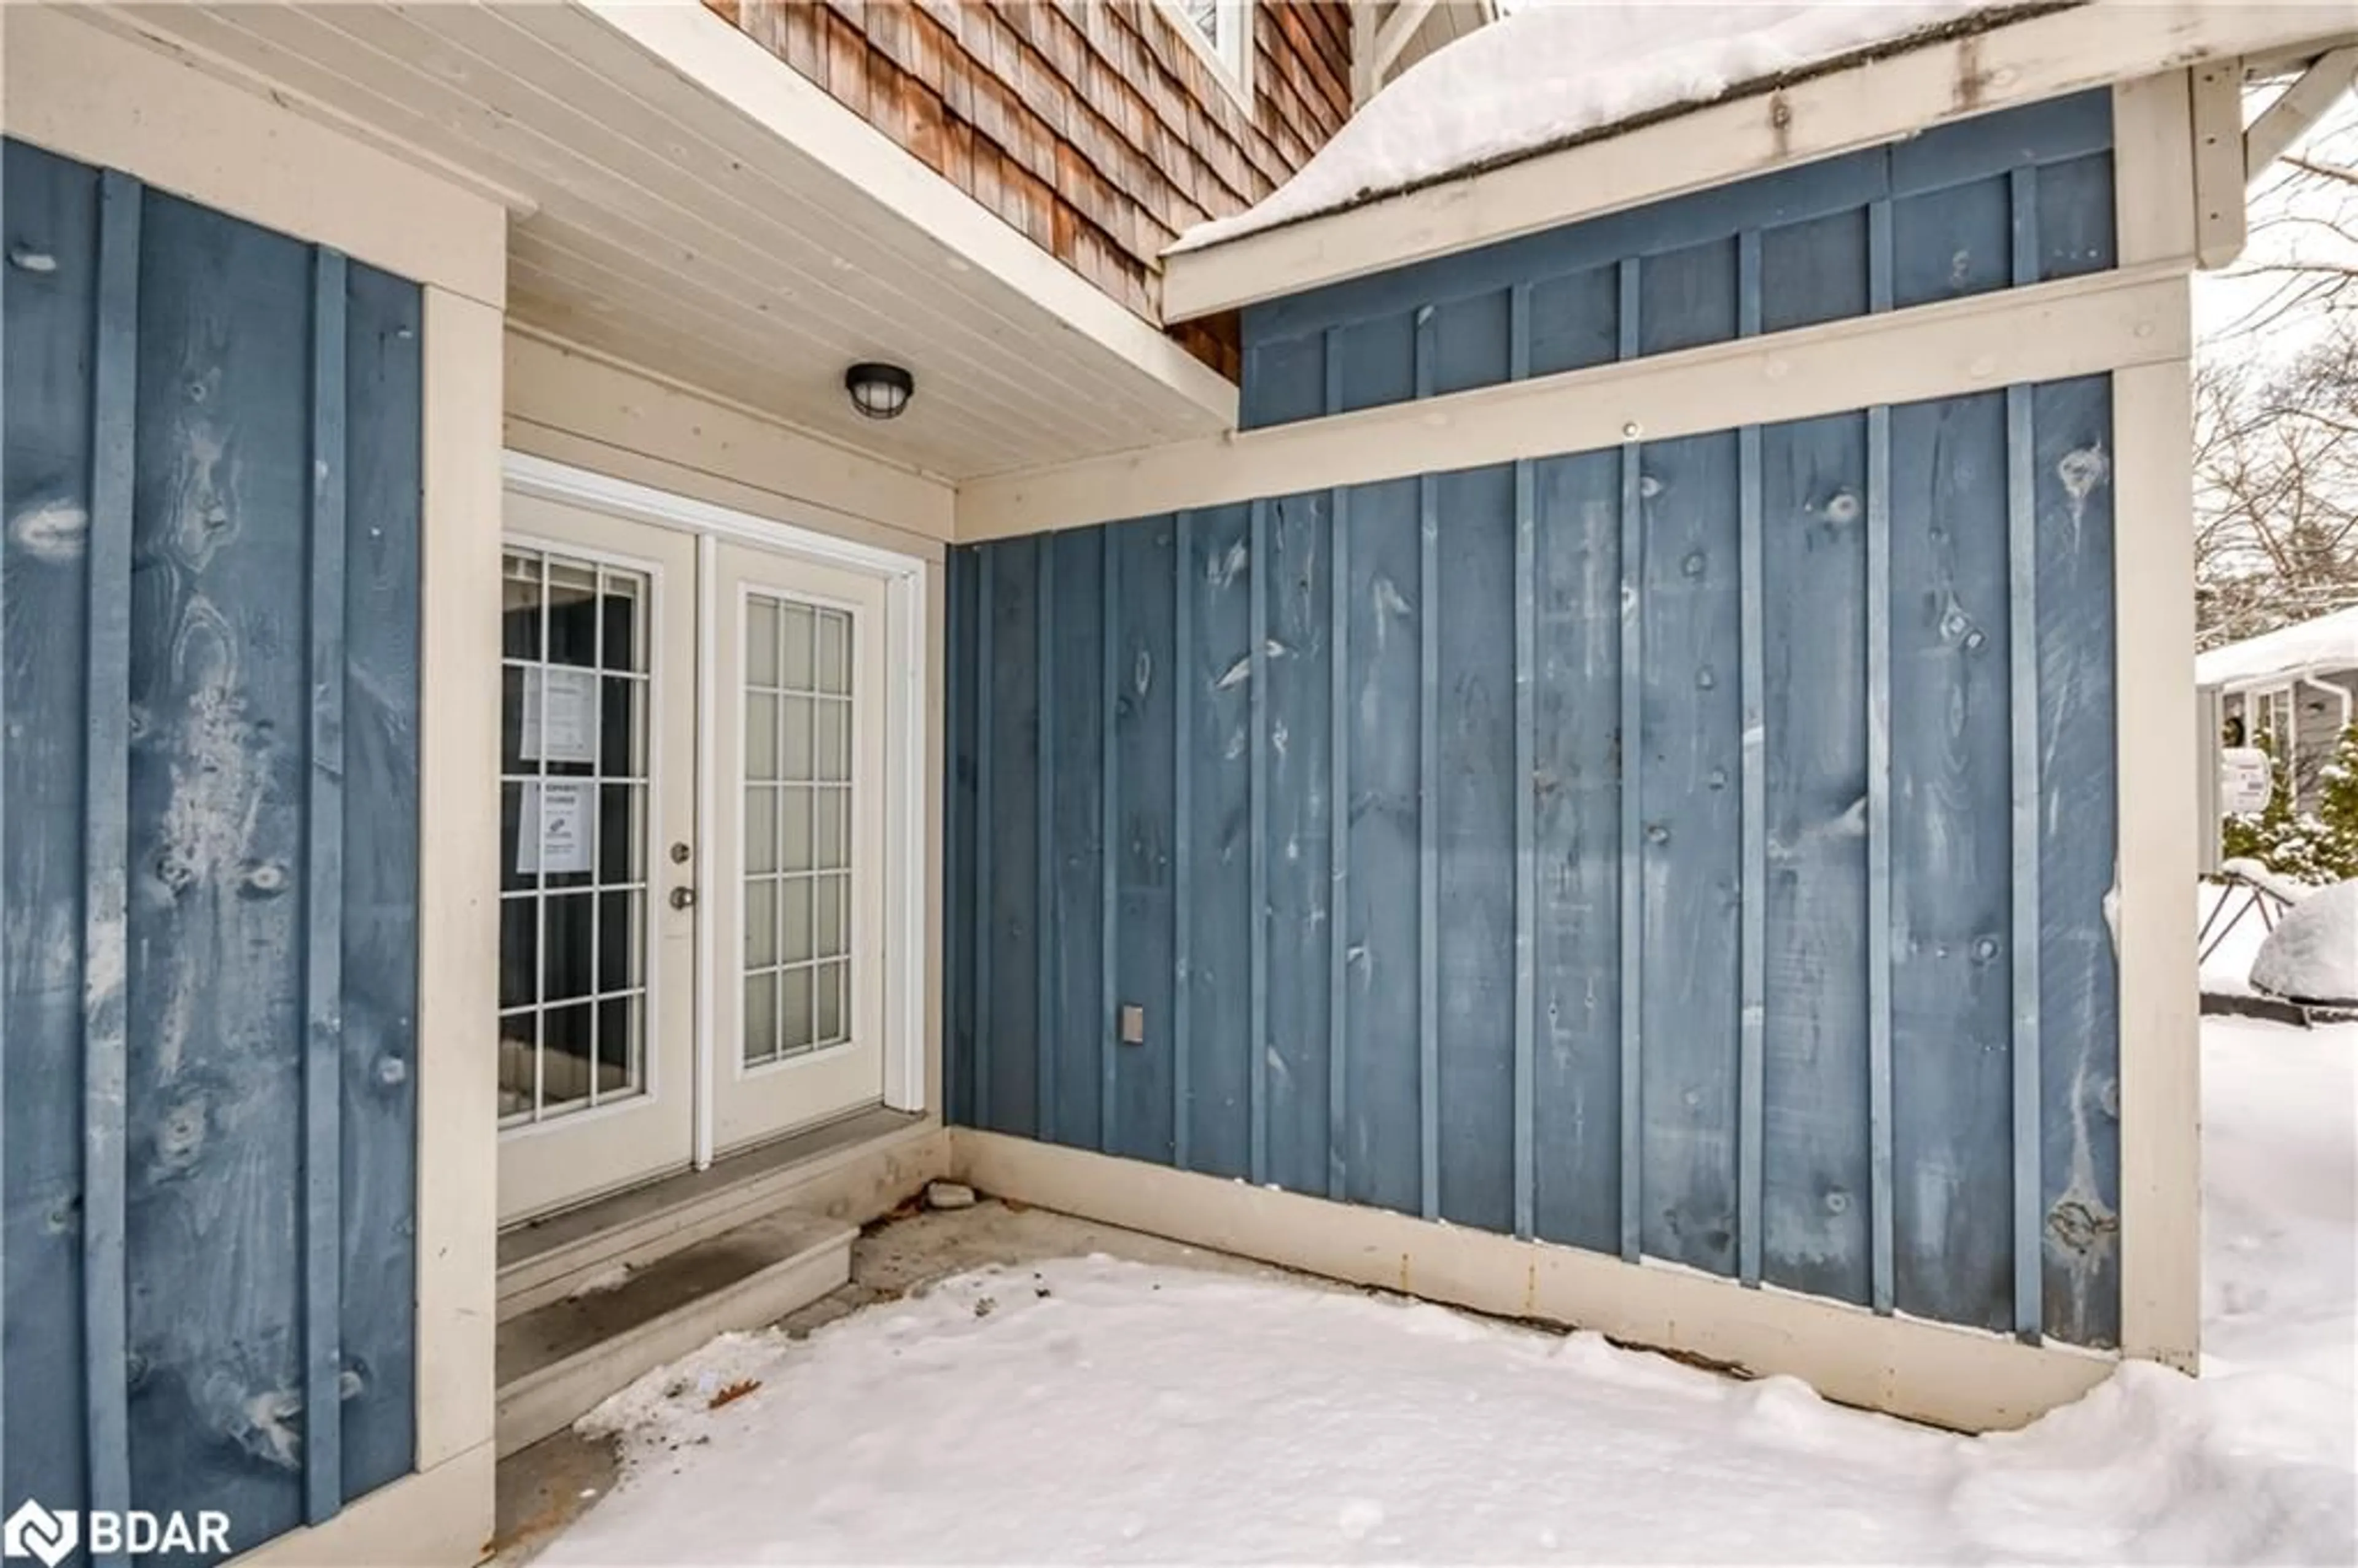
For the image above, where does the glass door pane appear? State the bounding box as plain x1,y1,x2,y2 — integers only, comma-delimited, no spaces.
741,595,857,1068
498,546,652,1124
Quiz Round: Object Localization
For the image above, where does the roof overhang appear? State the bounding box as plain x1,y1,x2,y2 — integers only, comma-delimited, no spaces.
71,1,1238,483
1164,0,2358,322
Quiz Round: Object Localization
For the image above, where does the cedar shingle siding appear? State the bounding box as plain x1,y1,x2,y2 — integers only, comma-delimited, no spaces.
708,0,1354,378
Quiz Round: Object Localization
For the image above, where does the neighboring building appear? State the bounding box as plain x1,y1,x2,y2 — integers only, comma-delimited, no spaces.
1,4,2351,1565
2200,604,2358,807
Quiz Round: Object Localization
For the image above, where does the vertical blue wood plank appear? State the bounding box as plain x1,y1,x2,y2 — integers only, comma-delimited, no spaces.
1185,505,1254,1178
1866,405,1897,1315
1636,432,1743,1278
944,549,975,1127
1736,422,1765,1287
1616,435,1643,1264
1112,517,1178,1165
1171,515,1194,1169
1100,526,1120,1151
1264,490,1333,1196
1638,238,1739,355
336,258,421,1501
1617,254,1643,1262
1528,264,1619,378
1866,200,1897,1313
1035,556,1058,1146
2032,376,2121,1348
1248,499,1271,1186
1759,210,1869,333
1512,456,1536,1241
4,139,103,1526
1436,465,1516,1236
2004,164,2043,1341
1736,231,1763,340
126,186,314,1553
1340,477,1425,1218
1415,313,1441,1221
1761,413,1874,1310
2034,153,2116,283
1889,390,2014,1336
1869,200,1895,314
1046,532,1105,1152
1893,175,2008,309
301,247,348,1527
980,541,1039,1138
83,168,140,1549
1530,451,1625,1254
1326,328,1351,1201
972,548,997,1130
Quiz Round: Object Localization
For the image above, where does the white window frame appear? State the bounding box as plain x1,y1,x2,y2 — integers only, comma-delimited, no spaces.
1164,0,1255,106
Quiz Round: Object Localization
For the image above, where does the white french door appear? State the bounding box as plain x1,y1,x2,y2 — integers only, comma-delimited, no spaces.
709,543,889,1154
496,484,899,1225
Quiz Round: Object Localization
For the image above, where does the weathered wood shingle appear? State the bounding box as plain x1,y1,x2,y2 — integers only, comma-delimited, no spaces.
717,0,1352,377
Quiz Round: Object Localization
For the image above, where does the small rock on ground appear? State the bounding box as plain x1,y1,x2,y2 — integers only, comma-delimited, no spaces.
925,1180,978,1211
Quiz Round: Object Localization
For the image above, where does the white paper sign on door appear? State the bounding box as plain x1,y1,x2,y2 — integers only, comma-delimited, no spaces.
517,780,594,876
520,666,599,764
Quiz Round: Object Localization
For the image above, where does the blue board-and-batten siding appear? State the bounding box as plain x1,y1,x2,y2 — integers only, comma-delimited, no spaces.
1239,91,2116,429
3,138,421,1558
946,92,2121,1349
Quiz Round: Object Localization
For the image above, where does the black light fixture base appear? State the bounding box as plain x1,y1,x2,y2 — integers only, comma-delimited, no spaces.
845,361,916,420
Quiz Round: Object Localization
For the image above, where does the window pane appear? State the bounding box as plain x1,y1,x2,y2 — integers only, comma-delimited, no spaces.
748,599,780,688
817,700,850,783
815,789,847,871
782,694,814,781
547,560,599,667
748,695,780,781
780,875,813,964
499,897,538,1010
780,967,814,1054
817,610,850,696
781,786,814,872
502,552,543,660
781,602,817,691
601,570,645,673
745,877,778,970
744,972,779,1066
746,786,778,874
815,960,845,1044
541,1002,596,1114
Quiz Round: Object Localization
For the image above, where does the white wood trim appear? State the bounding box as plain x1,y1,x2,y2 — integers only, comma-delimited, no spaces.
2112,347,2202,1375
414,287,505,1477
1366,1,1433,94
1,6,505,306
960,265,2191,540
695,532,722,1170
575,0,1238,424
2190,60,2251,270
504,328,956,549
2113,72,2199,269
2246,45,2358,182
951,1131,2118,1433
230,1442,492,1568
1162,1,2358,319
501,453,933,1120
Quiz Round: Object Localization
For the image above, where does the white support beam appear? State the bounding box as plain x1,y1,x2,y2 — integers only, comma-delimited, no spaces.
959,265,2192,540
1164,1,2358,320
2246,45,2358,182
1366,1,1433,98
2190,58,2250,270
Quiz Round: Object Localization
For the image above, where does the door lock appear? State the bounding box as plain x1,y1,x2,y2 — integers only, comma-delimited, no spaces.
670,841,693,864
670,885,698,910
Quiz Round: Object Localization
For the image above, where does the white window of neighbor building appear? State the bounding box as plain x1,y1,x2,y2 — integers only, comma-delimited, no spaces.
1173,0,1254,100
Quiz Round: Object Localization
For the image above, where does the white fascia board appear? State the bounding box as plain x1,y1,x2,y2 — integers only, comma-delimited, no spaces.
578,0,1238,427
1163,1,2358,320
959,263,2191,540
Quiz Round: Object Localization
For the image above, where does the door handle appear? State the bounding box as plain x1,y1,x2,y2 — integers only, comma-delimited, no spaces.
670,885,698,910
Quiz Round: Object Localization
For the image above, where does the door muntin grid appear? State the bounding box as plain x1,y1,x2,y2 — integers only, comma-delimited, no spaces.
499,546,653,1127
742,593,856,1069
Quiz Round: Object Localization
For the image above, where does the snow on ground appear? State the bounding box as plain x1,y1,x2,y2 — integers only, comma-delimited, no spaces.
546,1020,2356,1567
1175,2,2012,251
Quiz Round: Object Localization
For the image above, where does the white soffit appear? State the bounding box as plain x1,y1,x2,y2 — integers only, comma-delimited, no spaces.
91,1,1238,483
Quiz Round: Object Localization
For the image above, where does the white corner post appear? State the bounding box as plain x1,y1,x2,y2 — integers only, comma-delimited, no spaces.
2110,72,2203,1375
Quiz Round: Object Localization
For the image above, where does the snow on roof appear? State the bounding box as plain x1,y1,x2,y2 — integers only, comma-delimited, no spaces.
1173,2,2042,254
2197,604,2358,689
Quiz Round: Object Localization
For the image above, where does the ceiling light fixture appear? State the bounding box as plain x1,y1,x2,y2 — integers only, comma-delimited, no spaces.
844,362,915,421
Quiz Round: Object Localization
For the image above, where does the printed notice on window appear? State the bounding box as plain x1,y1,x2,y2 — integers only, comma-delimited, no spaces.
520,666,599,764
517,780,594,877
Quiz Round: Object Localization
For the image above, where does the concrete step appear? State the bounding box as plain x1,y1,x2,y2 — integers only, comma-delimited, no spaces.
496,1106,922,1321
495,1207,855,1453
